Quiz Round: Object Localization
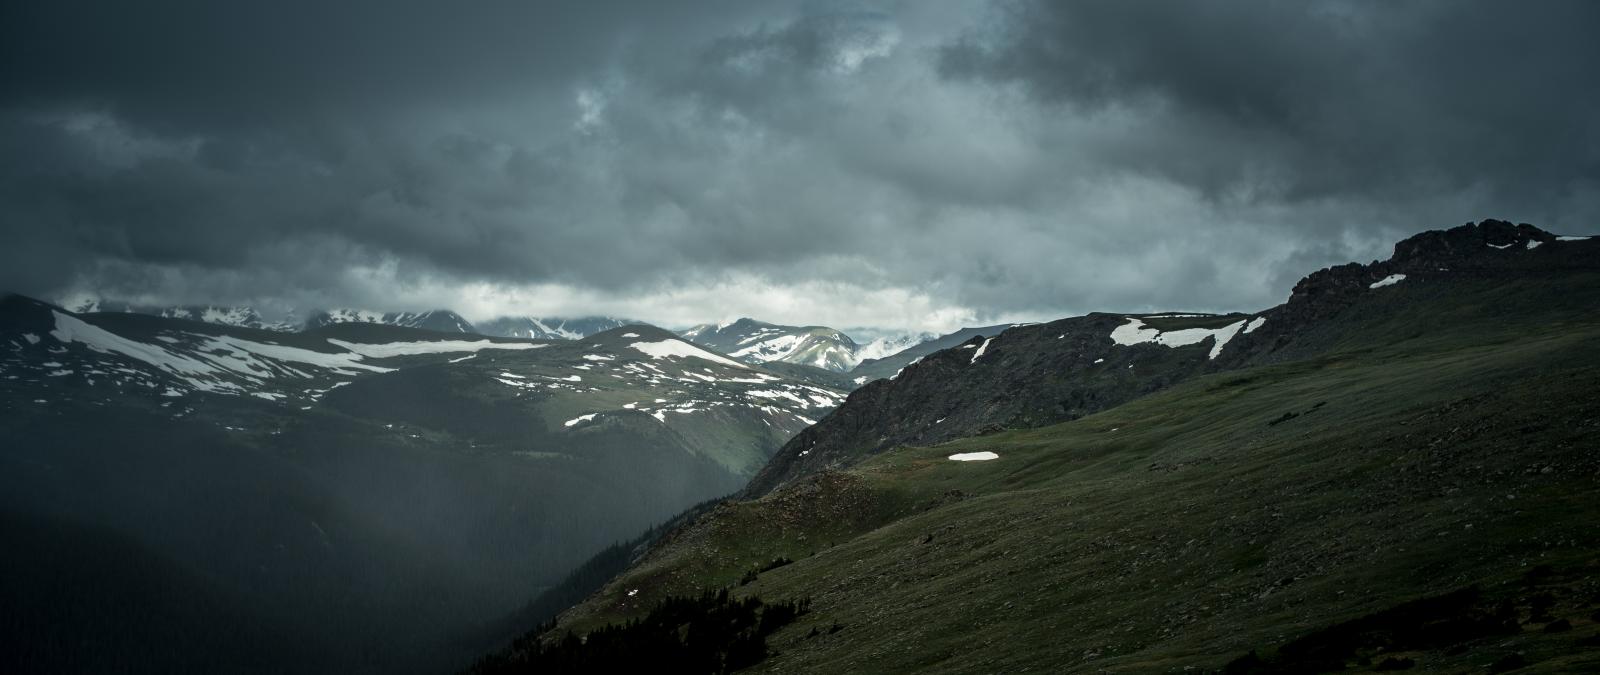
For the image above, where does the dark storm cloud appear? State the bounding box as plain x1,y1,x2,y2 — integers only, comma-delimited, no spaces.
1,1,1596,330
938,0,1600,209
0,0,756,131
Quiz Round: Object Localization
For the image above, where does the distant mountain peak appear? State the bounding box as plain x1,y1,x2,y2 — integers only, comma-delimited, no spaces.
679,319,865,372
52,294,295,331
475,315,644,340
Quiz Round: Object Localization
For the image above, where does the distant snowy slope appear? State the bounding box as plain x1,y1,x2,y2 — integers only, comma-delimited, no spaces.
475,316,642,340
848,324,1018,382
851,331,936,363
680,318,861,372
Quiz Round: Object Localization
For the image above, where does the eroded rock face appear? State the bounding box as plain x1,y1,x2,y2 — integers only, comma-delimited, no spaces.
744,220,1599,498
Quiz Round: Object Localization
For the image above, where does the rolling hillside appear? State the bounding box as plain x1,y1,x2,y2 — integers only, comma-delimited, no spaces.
479,220,1600,674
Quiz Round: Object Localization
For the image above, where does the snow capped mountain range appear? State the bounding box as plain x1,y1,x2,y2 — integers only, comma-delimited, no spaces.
64,296,299,332
54,297,999,380
3,295,846,438
678,318,936,373
681,319,858,371
305,308,477,334
58,295,643,341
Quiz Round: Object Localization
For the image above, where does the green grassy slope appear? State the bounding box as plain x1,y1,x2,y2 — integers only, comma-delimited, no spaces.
546,274,1600,673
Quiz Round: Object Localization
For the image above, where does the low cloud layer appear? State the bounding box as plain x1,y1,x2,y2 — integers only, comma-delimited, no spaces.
4,1,1597,333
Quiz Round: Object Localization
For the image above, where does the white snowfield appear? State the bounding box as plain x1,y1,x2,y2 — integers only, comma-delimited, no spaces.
1556,235,1591,241
1369,274,1406,289
564,413,597,427
629,339,749,369
730,333,806,359
1109,317,1247,360
949,451,999,462
44,310,556,399
326,338,546,358
49,311,392,393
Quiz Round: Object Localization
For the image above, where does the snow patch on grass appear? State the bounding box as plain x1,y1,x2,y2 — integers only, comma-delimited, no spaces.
949,451,999,462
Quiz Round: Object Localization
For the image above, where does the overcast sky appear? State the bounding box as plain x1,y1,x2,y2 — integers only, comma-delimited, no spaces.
4,0,1598,333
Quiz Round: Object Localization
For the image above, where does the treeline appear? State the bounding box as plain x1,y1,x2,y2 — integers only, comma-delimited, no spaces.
465,589,810,675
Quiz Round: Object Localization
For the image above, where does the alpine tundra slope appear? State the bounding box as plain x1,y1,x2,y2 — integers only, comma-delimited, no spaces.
475,220,1600,674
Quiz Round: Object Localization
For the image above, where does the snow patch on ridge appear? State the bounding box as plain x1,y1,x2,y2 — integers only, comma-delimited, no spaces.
949,451,998,462
1109,317,1246,360
970,337,994,363
1369,274,1406,289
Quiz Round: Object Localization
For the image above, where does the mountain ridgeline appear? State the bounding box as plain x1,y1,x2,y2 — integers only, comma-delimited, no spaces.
743,220,1595,497
58,297,993,382
487,220,1600,673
